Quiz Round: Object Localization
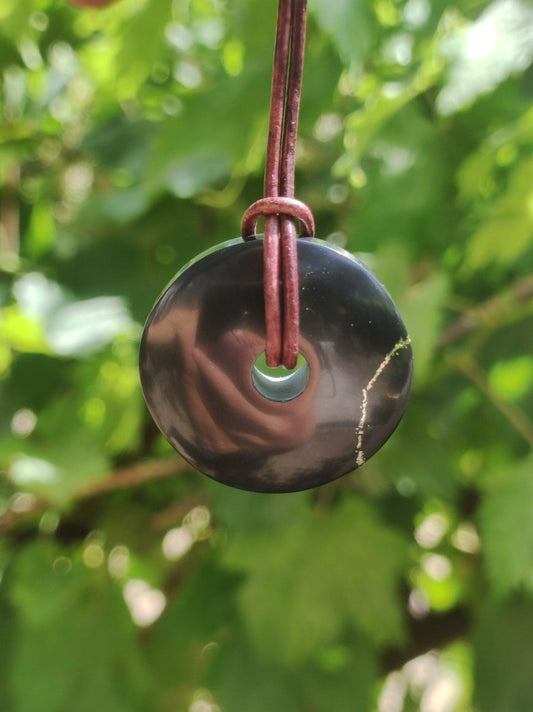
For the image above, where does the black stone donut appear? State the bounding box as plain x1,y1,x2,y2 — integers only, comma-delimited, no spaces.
140,238,413,493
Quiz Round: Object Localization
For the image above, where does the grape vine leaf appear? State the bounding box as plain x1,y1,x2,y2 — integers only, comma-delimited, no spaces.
224,497,408,664
8,543,150,712
479,454,533,595
474,596,533,712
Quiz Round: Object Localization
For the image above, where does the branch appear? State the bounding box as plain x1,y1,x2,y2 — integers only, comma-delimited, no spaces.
0,163,20,254
77,456,188,499
454,356,533,447
0,456,189,533
438,273,533,348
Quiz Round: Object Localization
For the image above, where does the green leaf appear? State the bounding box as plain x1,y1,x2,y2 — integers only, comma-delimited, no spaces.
474,597,533,712
207,632,298,712
8,542,150,712
9,542,88,626
207,630,378,712
115,0,172,89
479,455,533,596
147,66,269,197
147,558,241,686
489,356,533,402
228,498,408,664
437,0,533,114
0,592,16,712
379,397,458,501
298,639,378,712
309,0,378,65
465,159,533,271
0,306,49,354
207,481,310,543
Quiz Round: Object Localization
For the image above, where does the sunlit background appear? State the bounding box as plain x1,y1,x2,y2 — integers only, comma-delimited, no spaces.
1,0,532,710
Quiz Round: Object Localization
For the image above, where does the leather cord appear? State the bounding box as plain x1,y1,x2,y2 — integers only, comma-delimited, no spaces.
241,0,311,369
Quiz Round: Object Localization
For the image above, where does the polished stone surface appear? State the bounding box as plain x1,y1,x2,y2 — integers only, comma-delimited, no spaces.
140,238,413,492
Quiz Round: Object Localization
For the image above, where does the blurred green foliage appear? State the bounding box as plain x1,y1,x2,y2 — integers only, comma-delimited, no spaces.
0,0,532,709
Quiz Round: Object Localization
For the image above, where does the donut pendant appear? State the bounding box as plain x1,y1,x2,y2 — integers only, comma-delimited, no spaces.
139,238,413,492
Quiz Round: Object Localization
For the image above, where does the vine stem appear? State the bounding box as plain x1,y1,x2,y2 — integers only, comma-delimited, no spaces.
0,456,188,532
454,355,533,447
438,273,533,348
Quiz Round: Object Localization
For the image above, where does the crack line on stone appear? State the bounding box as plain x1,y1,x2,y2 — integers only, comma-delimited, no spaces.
355,336,411,467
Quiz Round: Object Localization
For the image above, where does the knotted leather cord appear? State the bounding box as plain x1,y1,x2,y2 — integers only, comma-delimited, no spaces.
241,0,312,369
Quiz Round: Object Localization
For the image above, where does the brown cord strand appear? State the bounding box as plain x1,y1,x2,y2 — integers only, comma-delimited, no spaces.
280,0,307,199
241,0,310,368
264,0,292,199
261,0,293,366
280,0,308,368
280,219,299,367
263,216,282,364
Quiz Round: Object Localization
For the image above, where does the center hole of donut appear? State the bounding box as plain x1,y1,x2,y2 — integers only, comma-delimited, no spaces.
251,352,309,402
